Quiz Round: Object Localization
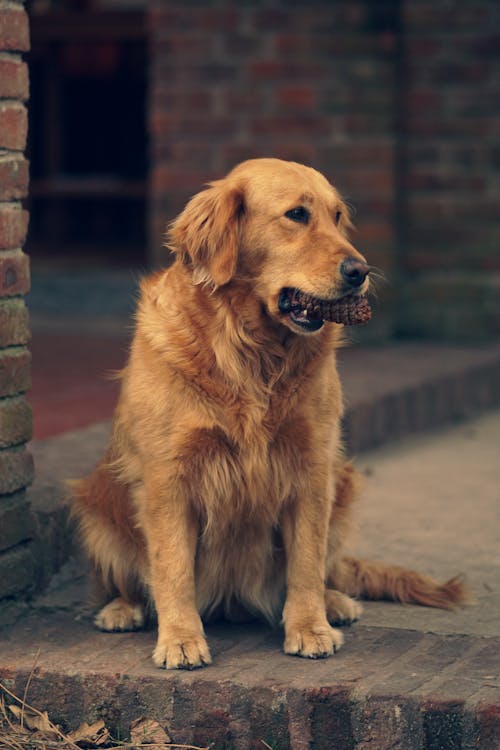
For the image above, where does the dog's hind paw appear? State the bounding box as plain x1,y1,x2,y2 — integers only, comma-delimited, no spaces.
95,597,145,632
325,589,363,625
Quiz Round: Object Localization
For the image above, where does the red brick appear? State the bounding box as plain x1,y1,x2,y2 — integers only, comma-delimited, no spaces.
0,299,29,347
353,696,422,749
407,89,441,115
406,39,443,57
178,64,236,86
309,687,355,749
252,10,291,31
178,116,234,137
223,33,264,57
0,490,33,552
0,156,29,200
149,8,193,34
269,143,318,167
457,33,500,56
151,88,212,115
251,115,330,137
0,346,31,398
0,207,29,250
0,250,30,297
321,142,394,169
0,543,35,598
406,173,486,192
151,166,210,193
278,86,316,111
154,33,215,60
223,89,265,113
195,8,240,32
276,34,312,57
404,4,490,30
340,170,394,197
151,7,240,34
289,6,370,32
149,111,175,138
429,62,491,86
169,142,216,170
476,703,500,750
344,112,394,134
0,103,27,150
220,144,268,169
355,221,395,246
422,700,467,750
0,7,30,52
0,446,33,495
248,60,327,81
0,395,32,448
0,57,29,100
317,33,394,57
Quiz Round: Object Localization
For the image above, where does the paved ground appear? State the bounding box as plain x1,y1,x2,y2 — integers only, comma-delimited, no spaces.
355,411,500,639
1,412,498,748
7,268,499,746
28,411,500,639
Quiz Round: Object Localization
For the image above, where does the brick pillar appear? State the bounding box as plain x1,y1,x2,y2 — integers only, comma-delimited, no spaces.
0,2,35,602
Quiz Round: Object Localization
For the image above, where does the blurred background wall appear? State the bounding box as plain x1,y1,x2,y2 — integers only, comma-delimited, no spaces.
27,0,500,341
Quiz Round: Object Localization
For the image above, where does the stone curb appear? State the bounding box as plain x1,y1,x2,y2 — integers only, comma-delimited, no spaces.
342,345,500,454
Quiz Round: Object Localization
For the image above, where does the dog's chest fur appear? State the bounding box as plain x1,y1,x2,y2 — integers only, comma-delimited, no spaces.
121,276,341,618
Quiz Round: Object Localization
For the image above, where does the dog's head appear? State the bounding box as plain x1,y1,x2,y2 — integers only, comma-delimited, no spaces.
168,158,370,335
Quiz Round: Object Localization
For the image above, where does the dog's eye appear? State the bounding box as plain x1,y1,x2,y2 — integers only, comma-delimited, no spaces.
285,207,310,224
334,210,342,226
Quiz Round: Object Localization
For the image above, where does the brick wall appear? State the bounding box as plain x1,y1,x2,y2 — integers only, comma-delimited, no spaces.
397,0,500,339
0,1,35,603
148,0,500,341
148,0,399,339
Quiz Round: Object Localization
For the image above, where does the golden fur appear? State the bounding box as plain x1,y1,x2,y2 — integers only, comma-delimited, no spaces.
72,158,467,669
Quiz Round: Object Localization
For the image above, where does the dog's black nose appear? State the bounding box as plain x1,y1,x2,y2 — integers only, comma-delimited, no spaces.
340,258,370,288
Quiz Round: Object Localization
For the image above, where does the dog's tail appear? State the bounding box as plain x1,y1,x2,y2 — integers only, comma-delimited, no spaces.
335,556,469,610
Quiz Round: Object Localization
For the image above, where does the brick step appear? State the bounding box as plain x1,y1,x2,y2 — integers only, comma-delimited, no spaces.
1,399,498,748
0,598,498,750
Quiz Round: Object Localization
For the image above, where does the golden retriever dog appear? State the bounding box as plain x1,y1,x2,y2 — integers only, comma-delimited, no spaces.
72,158,467,669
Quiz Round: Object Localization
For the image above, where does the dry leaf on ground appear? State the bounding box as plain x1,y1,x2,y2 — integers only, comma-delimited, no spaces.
129,716,171,745
68,719,111,746
8,703,58,737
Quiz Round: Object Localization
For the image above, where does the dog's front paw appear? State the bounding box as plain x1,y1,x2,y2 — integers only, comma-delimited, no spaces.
152,630,212,670
284,621,344,659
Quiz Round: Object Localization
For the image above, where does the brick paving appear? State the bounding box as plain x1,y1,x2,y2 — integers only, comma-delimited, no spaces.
0,585,498,749
29,331,128,439
0,410,496,747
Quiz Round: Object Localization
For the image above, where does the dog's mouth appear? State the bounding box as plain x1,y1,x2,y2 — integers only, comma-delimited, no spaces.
278,288,372,332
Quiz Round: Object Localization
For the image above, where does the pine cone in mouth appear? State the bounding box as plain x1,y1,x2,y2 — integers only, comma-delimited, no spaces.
281,288,372,326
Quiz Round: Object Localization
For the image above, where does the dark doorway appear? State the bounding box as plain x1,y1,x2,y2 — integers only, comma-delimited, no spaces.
28,3,148,268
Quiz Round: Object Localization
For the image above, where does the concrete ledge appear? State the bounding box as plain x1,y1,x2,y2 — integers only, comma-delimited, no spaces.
340,341,500,452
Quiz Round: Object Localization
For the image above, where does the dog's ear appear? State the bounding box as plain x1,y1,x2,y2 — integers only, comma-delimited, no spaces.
168,180,244,287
